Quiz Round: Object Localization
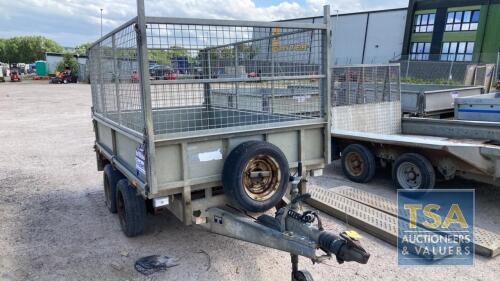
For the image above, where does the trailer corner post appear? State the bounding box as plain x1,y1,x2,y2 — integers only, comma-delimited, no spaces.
112,34,122,125
136,0,158,195
98,45,106,116
323,5,332,164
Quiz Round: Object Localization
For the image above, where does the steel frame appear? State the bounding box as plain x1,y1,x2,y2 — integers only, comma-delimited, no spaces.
89,1,332,216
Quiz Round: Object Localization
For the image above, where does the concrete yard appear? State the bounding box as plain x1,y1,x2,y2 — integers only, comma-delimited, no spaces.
0,82,499,281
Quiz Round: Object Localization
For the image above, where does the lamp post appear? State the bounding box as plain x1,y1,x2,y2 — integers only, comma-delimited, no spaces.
100,8,103,37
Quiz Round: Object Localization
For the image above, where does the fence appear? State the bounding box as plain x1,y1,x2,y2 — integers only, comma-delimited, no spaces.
394,53,499,92
330,52,499,92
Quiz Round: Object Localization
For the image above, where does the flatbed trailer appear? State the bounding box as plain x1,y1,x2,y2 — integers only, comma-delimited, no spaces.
331,64,500,189
401,84,484,117
333,118,500,187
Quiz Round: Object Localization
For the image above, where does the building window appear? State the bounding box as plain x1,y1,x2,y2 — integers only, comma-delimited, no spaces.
440,42,474,61
414,13,435,33
445,10,480,31
410,42,431,60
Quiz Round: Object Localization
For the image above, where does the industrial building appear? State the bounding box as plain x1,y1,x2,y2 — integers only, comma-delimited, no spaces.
282,0,500,66
281,8,408,65
402,0,500,63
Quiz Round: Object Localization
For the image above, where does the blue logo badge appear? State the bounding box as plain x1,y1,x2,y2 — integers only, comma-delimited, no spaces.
397,190,474,266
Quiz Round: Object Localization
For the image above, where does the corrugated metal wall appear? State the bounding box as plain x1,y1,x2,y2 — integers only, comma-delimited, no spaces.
282,9,407,65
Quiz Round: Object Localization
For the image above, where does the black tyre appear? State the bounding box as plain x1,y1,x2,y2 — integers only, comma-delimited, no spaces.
222,141,289,213
103,164,125,213
116,179,146,237
341,144,376,183
293,270,314,281
392,153,435,190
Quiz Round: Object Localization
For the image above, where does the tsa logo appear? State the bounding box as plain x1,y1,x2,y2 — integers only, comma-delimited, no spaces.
397,190,474,266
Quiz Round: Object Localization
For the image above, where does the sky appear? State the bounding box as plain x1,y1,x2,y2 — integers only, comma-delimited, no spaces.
0,0,408,47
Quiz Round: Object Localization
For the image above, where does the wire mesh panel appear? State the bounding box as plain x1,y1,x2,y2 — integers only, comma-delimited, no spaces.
331,64,401,134
144,20,325,137
89,17,327,138
89,22,144,134
332,64,400,106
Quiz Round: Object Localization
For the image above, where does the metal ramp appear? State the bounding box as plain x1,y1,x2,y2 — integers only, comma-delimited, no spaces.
307,185,500,258
306,185,454,261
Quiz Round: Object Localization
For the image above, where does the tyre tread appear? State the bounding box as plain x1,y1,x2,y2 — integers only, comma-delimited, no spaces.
392,153,435,190
341,144,376,183
103,164,125,213
116,179,146,237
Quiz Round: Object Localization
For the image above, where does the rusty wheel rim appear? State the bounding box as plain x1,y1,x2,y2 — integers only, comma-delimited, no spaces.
242,154,281,201
345,152,364,177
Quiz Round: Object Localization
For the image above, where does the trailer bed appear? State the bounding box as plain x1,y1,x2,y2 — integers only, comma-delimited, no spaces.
332,129,498,150
332,117,500,186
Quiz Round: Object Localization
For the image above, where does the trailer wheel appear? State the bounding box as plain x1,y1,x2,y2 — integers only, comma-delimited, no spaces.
341,144,376,183
293,270,314,281
223,141,289,213
116,179,146,237
103,164,125,213
393,153,435,190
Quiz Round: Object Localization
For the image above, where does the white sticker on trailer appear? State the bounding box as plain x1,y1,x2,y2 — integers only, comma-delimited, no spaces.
136,144,146,177
198,149,223,162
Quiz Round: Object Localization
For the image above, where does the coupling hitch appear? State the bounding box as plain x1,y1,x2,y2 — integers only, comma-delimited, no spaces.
256,163,370,281
204,162,370,281
265,191,370,265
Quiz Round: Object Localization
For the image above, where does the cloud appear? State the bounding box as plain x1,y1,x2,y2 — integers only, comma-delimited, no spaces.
0,0,407,46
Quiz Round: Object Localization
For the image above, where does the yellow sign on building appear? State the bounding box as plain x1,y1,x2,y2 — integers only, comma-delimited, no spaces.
271,27,310,52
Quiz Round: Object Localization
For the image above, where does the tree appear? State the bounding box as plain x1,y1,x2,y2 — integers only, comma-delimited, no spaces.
148,46,189,65
56,53,79,75
74,42,93,55
0,36,64,63
0,39,6,62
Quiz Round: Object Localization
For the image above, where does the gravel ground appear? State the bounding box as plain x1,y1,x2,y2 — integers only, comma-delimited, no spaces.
0,82,499,281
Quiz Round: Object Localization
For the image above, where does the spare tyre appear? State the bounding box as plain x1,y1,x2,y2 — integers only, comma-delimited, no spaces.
222,141,290,212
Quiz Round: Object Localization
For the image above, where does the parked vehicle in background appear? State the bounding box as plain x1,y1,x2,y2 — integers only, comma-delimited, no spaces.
164,71,176,80
50,67,77,84
149,65,176,80
10,69,21,82
171,56,188,74
131,71,139,82
401,84,484,117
